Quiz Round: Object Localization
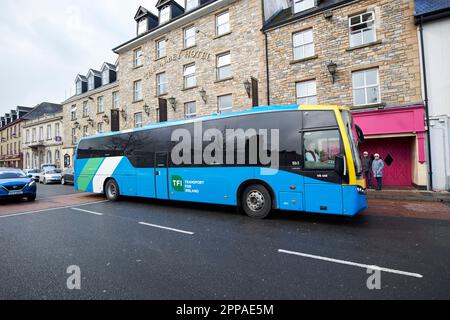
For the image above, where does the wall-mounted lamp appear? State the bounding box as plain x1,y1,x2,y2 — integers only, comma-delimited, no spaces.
120,108,127,121
168,97,177,111
144,104,150,116
87,118,94,127
102,114,110,124
199,88,207,104
327,61,338,84
243,79,252,98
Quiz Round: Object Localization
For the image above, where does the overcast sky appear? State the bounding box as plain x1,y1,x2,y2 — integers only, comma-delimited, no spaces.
0,0,184,115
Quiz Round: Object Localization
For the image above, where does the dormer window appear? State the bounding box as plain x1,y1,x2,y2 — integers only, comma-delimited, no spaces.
186,0,199,11
293,0,315,14
138,18,147,35
76,81,82,95
88,76,94,91
160,5,171,25
102,70,109,85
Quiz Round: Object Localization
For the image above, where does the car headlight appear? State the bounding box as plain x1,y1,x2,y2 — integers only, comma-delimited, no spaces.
357,186,366,195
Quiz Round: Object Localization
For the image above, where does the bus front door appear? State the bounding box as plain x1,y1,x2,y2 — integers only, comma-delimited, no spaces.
155,152,169,200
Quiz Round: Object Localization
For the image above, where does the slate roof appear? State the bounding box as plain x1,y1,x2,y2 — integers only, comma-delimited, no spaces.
415,0,450,16
23,103,62,120
263,0,355,31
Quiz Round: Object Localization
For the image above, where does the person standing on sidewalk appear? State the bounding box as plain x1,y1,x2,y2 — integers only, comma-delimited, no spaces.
372,153,385,191
362,151,373,188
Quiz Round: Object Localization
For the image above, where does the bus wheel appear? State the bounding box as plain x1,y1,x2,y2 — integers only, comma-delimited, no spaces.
242,185,272,219
105,179,120,201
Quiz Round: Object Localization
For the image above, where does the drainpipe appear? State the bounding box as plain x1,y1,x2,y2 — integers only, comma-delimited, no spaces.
261,0,270,105
419,17,434,191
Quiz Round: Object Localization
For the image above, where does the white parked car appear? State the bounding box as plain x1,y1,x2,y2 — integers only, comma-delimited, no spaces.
39,169,62,185
24,169,40,182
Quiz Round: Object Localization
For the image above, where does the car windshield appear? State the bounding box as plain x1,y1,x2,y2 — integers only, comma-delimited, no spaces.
341,111,363,177
46,170,59,174
0,171,27,179
28,170,39,173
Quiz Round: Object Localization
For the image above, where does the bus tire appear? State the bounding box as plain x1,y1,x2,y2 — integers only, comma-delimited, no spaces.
242,184,272,219
105,179,120,202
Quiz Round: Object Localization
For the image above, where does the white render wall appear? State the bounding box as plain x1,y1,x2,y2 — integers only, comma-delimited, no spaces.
421,17,450,190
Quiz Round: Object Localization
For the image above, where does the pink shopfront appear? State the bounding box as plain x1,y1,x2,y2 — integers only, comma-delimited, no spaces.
353,105,428,189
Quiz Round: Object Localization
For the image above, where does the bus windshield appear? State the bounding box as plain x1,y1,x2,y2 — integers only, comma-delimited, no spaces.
341,111,363,177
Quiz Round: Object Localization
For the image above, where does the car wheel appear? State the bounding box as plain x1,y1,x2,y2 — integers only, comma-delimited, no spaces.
27,195,36,202
105,179,120,201
242,184,272,219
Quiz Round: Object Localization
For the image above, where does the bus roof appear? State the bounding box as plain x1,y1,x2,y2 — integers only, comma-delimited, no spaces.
79,104,349,142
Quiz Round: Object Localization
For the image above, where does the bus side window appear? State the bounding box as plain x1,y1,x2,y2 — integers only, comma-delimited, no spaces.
303,130,341,170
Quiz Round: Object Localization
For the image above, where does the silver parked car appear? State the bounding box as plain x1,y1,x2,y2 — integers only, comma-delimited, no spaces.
24,169,40,182
39,169,62,185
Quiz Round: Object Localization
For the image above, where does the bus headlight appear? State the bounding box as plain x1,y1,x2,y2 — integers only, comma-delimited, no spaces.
357,186,366,195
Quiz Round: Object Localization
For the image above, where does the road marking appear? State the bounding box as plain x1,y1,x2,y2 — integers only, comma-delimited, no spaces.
278,249,423,279
139,222,194,235
0,200,109,219
71,208,104,216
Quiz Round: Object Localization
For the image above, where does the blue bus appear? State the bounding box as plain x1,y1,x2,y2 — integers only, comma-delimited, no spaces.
74,105,367,218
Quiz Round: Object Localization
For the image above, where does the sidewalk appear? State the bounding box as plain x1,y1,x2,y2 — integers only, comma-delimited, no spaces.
366,188,450,203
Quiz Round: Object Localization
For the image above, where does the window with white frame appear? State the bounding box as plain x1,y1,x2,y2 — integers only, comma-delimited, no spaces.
293,0,315,13
160,6,171,25
134,48,143,67
218,94,232,114
157,72,167,96
32,128,36,142
39,127,43,141
184,25,196,48
293,29,314,60
185,102,196,118
73,127,80,146
134,112,143,128
112,91,120,109
216,11,230,36
217,52,231,80
97,96,104,113
134,80,143,101
47,150,52,164
102,69,109,85
97,122,103,134
296,80,317,105
156,39,166,59
138,18,147,35
88,76,94,90
183,64,196,89
186,0,199,11
55,123,60,138
83,125,88,137
349,12,376,47
71,105,77,120
83,101,89,117
46,125,52,140
76,81,82,95
26,130,30,143
352,68,380,106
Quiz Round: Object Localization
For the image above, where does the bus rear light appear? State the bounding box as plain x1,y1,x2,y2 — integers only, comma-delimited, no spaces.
290,186,296,190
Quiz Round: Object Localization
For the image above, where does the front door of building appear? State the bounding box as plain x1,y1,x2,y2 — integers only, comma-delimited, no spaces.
111,109,120,132
360,137,413,187
159,99,168,122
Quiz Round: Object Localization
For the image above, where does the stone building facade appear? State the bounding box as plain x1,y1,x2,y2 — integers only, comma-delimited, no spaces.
112,0,267,129
0,107,32,168
21,103,64,170
263,0,427,189
61,63,119,168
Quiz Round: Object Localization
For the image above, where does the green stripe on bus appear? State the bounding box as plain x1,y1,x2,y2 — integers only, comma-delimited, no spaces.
77,158,105,191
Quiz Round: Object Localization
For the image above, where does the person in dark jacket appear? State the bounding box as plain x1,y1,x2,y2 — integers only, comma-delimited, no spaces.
361,151,373,188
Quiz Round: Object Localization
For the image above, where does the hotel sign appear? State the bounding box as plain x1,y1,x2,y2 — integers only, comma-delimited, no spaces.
144,49,211,79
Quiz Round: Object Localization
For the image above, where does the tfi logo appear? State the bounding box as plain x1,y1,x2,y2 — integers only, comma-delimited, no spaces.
171,176,184,192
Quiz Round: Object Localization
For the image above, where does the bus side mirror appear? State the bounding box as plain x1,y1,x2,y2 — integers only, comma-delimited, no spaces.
355,125,365,143
335,155,346,176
